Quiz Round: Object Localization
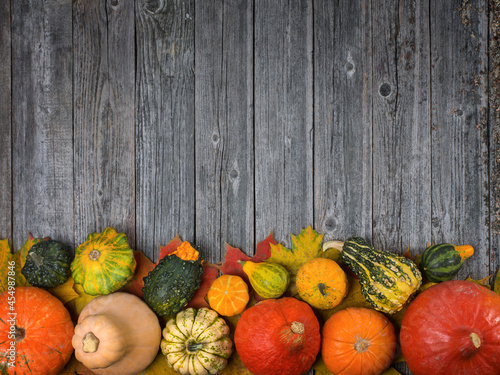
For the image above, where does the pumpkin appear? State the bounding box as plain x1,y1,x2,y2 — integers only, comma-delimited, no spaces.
322,307,396,375
72,292,161,375
0,286,74,374
143,241,204,316
238,260,289,299
207,274,249,316
161,307,233,375
419,243,474,282
71,227,136,295
326,237,422,314
296,257,348,309
21,239,73,288
400,280,500,375
234,297,321,375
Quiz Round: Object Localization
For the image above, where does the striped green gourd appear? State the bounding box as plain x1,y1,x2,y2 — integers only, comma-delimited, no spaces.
420,243,474,283
330,237,422,314
238,260,289,299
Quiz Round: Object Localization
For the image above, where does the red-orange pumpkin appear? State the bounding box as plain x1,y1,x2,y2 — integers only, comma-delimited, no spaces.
400,280,500,375
0,286,74,374
234,297,321,375
322,307,396,375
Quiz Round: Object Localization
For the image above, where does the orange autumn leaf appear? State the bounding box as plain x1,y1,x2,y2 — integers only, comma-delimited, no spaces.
158,234,184,261
186,263,219,309
121,250,156,298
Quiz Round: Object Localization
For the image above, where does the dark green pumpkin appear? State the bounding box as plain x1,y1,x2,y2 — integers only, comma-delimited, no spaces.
340,237,422,314
419,243,474,282
143,252,204,317
21,240,72,288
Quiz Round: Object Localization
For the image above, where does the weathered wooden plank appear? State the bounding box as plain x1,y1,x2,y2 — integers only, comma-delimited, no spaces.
313,0,372,242
135,0,195,261
372,0,431,255
489,0,500,282
73,0,135,247
430,0,489,280
195,0,254,261
0,0,11,240
254,0,314,247
11,0,73,249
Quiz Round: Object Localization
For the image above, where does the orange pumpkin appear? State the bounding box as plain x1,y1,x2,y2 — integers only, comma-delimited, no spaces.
0,286,74,374
322,307,396,375
207,274,249,316
296,257,348,309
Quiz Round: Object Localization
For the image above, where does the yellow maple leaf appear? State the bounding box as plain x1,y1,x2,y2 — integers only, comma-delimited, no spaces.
465,274,492,289
495,267,500,295
49,275,79,304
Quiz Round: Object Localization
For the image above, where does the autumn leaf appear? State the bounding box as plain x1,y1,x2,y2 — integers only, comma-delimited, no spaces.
0,239,12,292
59,355,94,374
267,226,324,275
64,277,99,320
142,351,182,375
186,263,219,309
121,250,156,298
220,352,253,375
49,275,79,304
466,274,492,289
158,234,184,261
495,267,500,295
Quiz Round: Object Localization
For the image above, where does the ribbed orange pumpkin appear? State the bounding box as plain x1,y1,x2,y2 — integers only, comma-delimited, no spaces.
322,307,396,375
0,287,74,374
296,257,348,309
207,274,249,316
234,297,321,375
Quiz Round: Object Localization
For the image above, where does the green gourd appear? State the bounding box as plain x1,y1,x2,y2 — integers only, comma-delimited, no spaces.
143,243,204,317
419,243,474,282
21,240,73,288
326,237,422,314
238,260,290,299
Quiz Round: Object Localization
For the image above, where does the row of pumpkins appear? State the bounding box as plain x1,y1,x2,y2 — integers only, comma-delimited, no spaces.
1,228,500,375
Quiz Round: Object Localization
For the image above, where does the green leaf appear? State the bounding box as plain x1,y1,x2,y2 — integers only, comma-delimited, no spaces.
0,238,13,292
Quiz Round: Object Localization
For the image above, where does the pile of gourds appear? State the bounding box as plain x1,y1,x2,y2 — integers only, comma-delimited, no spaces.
1,227,499,375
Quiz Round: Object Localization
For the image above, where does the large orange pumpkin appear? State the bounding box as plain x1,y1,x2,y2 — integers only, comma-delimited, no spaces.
400,280,500,375
0,286,74,374
234,297,321,375
322,307,396,375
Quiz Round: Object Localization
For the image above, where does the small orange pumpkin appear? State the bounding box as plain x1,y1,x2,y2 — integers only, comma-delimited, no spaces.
207,274,249,316
322,307,396,375
296,257,348,309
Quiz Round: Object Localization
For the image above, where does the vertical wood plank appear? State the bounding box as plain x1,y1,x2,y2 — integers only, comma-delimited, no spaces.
372,0,431,254
0,0,11,239
430,0,489,279
12,0,73,249
254,0,313,246
195,0,254,260
135,0,195,261
313,0,372,242
74,0,135,246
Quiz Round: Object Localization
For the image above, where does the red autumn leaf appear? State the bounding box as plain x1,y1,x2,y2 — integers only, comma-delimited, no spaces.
219,231,275,284
186,263,219,309
158,234,183,261
121,251,156,298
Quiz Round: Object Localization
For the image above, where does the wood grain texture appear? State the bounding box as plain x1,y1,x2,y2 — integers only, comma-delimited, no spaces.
313,0,373,242
430,0,489,279
195,0,254,261
372,0,431,255
73,0,135,247
254,0,314,247
135,0,195,261
0,0,11,240
11,0,73,249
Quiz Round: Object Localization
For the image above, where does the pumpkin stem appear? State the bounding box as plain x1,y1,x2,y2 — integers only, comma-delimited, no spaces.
322,240,345,252
14,326,25,341
29,252,44,268
354,338,370,353
82,332,100,353
454,245,474,261
317,283,327,297
470,332,481,349
89,250,101,261
186,340,204,353
290,321,304,334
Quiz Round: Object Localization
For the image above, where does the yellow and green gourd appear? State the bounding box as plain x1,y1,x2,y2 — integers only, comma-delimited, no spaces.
71,227,136,296
328,237,422,314
238,260,290,299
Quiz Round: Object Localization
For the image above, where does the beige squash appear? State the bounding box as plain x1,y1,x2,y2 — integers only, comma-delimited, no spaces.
72,292,161,375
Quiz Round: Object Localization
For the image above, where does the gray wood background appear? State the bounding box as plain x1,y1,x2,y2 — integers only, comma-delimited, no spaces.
1,0,498,374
